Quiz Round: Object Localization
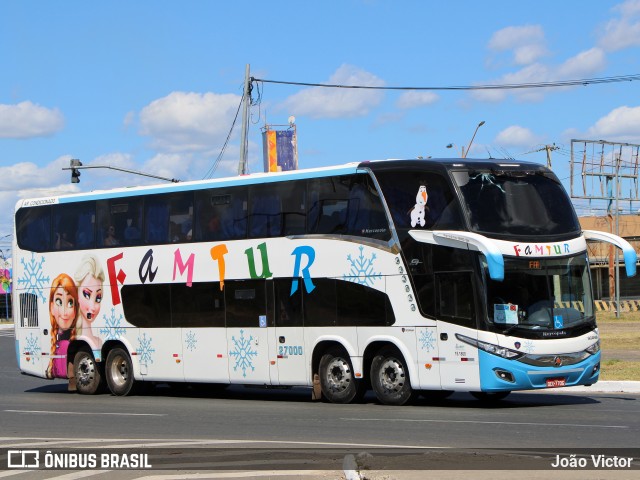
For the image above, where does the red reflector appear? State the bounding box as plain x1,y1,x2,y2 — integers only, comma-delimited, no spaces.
277,355,284,359
173,354,179,357
131,352,137,356
217,354,223,358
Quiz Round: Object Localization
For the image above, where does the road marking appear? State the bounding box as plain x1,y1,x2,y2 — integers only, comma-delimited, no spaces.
138,472,337,479
4,410,165,417
341,417,628,429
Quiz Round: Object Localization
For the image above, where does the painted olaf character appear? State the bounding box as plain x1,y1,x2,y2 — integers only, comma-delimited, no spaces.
410,185,428,227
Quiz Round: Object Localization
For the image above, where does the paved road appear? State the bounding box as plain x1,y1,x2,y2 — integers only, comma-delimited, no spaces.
1,327,639,479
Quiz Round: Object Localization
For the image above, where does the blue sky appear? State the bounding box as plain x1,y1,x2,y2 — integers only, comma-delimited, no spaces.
1,0,640,242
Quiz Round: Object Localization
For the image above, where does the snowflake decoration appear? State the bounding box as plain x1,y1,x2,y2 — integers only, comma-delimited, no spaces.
344,246,382,287
523,340,535,354
185,331,197,352
229,329,258,377
23,333,42,364
17,253,50,303
99,308,126,340
137,333,155,364
419,329,436,352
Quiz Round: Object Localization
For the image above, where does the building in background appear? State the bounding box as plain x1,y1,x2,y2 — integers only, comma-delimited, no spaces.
580,215,640,300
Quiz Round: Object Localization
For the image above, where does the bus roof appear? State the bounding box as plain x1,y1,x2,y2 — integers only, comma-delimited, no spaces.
16,157,548,209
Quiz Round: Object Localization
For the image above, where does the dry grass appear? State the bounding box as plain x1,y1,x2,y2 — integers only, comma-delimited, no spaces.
597,311,640,380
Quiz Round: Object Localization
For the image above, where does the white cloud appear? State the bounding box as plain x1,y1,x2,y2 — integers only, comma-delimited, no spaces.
0,101,64,139
474,48,606,103
0,156,81,235
598,0,640,51
495,125,542,147
396,91,439,109
488,25,547,65
585,105,640,141
279,64,385,119
138,91,242,152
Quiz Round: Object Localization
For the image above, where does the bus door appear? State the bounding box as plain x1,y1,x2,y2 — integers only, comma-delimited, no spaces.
271,278,308,386
14,291,48,378
225,280,272,385
434,271,481,391
179,283,228,383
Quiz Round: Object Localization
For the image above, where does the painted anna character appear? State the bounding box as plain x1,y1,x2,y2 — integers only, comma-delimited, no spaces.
74,255,104,348
46,273,78,379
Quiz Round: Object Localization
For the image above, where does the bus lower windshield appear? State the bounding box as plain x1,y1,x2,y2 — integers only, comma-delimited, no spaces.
484,255,594,332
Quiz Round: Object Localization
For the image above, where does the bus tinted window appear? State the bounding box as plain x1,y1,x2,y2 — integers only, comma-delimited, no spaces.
171,282,225,328
453,170,581,238
225,280,266,328
16,206,51,252
145,192,193,244
308,174,390,240
249,181,306,238
375,170,464,239
121,283,172,328
97,198,143,247
274,278,303,327
195,187,248,241
53,202,95,250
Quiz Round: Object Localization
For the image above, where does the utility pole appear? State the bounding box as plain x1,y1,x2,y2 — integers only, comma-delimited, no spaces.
238,64,251,175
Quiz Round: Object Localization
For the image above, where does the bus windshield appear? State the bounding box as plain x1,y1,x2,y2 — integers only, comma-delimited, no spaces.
484,255,594,333
452,169,581,238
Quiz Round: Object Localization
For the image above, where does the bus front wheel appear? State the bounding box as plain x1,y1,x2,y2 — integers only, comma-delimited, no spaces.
105,347,136,396
371,346,414,406
318,347,360,404
73,348,103,395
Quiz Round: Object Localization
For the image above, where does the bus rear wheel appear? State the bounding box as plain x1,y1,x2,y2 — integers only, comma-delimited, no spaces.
105,347,136,396
371,346,414,406
73,348,103,395
318,347,360,404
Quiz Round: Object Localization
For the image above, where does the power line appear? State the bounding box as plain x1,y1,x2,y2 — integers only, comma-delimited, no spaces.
203,92,245,179
251,73,640,92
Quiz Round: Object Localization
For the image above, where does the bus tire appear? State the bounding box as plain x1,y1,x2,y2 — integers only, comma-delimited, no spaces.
470,391,511,402
73,348,103,395
318,347,360,404
370,346,414,406
105,347,136,396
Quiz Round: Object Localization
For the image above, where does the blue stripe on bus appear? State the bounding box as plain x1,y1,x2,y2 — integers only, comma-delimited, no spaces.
58,165,362,204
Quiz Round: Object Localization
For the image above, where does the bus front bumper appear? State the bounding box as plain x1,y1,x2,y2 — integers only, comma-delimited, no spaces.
478,350,601,392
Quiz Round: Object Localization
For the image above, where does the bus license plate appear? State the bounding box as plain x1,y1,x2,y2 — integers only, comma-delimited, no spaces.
546,378,566,388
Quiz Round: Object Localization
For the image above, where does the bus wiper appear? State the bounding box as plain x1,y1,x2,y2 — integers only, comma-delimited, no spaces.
502,323,520,336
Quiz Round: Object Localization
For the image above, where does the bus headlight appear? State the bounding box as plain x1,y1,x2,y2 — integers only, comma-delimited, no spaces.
456,334,525,360
585,340,600,355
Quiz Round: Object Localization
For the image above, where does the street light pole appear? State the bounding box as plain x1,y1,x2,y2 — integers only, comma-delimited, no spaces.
463,120,485,159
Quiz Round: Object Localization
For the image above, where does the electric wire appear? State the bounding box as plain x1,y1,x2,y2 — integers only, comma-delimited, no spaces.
251,73,640,91
203,92,244,179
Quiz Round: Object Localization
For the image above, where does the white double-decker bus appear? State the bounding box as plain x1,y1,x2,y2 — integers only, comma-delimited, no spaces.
12,158,637,404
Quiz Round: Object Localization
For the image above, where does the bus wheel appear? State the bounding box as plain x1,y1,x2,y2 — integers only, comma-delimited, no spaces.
470,391,511,402
319,347,360,404
371,346,414,406
73,348,103,395
105,347,136,396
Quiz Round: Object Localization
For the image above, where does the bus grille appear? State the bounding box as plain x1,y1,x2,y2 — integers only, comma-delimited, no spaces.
19,293,39,327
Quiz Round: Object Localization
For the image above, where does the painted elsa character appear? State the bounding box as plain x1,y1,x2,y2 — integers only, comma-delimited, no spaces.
46,273,78,379
74,255,105,349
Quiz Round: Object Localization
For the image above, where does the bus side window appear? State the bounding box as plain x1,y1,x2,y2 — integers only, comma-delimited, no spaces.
436,272,476,328
274,278,303,327
16,206,51,252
